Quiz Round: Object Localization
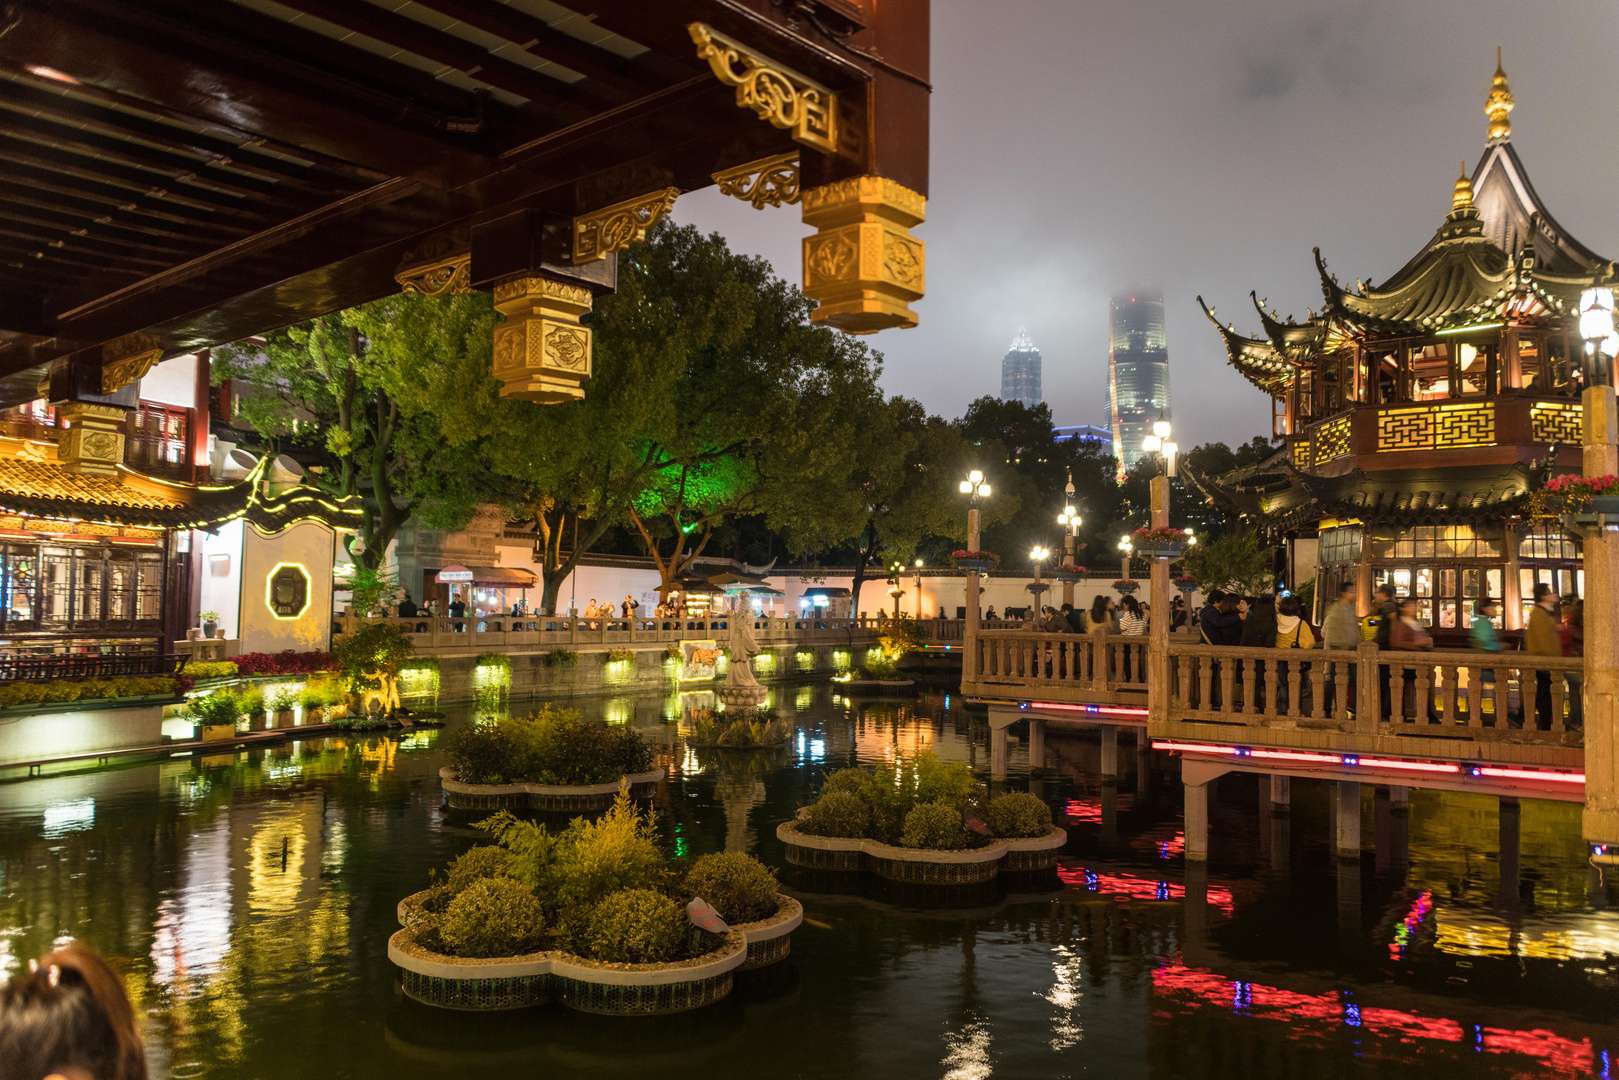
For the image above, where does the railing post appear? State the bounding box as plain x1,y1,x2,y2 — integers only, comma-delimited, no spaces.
1147,474,1170,724
1356,641,1380,731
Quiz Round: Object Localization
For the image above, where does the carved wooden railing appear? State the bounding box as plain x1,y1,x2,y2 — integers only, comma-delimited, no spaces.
966,629,1149,703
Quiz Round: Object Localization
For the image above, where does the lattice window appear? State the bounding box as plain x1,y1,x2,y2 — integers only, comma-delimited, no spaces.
1315,416,1351,462
1376,403,1494,451
1291,440,1310,468
1530,401,1582,444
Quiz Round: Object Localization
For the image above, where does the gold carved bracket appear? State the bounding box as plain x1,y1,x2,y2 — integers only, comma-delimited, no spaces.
713,152,800,210
100,333,162,394
395,252,472,296
573,187,680,263
490,275,595,404
800,175,926,334
689,22,851,158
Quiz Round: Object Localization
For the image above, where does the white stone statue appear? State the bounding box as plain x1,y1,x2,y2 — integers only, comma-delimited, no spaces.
725,616,761,688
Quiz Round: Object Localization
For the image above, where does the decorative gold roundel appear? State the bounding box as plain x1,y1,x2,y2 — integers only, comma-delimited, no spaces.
267,563,311,620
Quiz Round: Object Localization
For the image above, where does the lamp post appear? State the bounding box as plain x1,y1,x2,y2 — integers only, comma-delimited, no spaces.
1117,536,1133,582
1140,411,1180,478
959,469,992,683
914,558,924,620
1057,469,1082,608
1577,284,1619,849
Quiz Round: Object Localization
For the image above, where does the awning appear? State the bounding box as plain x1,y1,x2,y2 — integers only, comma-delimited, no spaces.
674,578,725,595
802,587,851,598
706,571,772,588
736,586,785,597
436,565,538,587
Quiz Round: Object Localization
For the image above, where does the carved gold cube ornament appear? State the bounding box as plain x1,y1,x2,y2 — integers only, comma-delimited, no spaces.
801,176,926,334
490,276,594,404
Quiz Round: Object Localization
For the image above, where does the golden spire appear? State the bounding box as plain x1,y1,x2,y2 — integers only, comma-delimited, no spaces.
1452,161,1474,212
1486,47,1514,142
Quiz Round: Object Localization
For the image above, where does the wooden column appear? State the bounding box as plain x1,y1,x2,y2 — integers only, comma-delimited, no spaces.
1503,527,1522,632
1581,381,1619,846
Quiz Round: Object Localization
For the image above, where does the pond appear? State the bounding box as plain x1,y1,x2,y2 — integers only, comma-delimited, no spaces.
0,679,1614,1078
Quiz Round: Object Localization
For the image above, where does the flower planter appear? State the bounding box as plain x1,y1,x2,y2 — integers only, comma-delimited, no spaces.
1140,546,1183,560
389,893,802,1013
273,709,296,729
954,558,996,574
777,819,1066,884
1113,583,1139,596
439,766,664,812
1050,570,1086,584
1025,582,1050,597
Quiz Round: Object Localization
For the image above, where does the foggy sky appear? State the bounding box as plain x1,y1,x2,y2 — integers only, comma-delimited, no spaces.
674,0,1619,451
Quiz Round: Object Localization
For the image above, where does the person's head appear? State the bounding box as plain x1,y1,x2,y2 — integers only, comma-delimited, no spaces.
1533,582,1555,608
1122,595,1141,617
1400,598,1421,619
1338,581,1355,603
1206,589,1225,606
1278,595,1301,618
0,943,147,1080
1237,596,1251,615
1376,582,1396,602
1218,594,1240,611
1476,597,1499,618
1060,603,1073,614
1090,594,1109,621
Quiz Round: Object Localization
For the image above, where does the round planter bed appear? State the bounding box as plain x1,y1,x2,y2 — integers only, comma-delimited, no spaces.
390,893,802,1013
439,766,664,812
777,819,1066,884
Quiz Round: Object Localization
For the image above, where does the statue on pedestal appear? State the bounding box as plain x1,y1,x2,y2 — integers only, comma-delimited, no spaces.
718,614,768,706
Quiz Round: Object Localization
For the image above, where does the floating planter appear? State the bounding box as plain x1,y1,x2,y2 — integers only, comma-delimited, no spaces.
440,705,660,810
778,819,1066,884
390,799,801,1014
439,766,664,811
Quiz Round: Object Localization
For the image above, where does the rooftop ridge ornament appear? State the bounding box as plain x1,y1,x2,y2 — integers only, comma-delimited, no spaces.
1486,48,1514,143
689,22,838,156
1452,161,1475,212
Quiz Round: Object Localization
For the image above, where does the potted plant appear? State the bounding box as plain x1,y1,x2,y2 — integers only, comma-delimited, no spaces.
1131,525,1191,560
1025,581,1050,597
1173,575,1200,595
1529,472,1619,527
1113,579,1140,596
268,686,299,729
1051,563,1087,583
182,690,242,742
950,549,1000,574
200,610,220,639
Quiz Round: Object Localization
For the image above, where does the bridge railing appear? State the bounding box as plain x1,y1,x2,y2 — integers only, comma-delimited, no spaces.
965,629,1149,704
333,614,890,652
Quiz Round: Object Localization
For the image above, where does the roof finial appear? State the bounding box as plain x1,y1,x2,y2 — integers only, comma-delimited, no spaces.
1486,48,1513,142
1452,161,1474,212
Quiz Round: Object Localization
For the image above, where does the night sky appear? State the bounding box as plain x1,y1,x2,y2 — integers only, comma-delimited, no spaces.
675,0,1619,450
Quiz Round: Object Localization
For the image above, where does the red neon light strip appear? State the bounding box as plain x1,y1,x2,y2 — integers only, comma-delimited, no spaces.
1153,741,1239,755
1248,748,1343,764
1029,701,1149,715
1478,767,1585,784
1356,757,1460,773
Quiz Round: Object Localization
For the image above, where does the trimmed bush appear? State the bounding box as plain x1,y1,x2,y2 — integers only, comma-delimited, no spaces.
446,845,516,892
900,801,971,851
0,675,181,710
685,852,778,923
184,661,238,679
798,791,871,839
437,877,545,959
477,789,667,911
986,791,1053,839
446,706,654,786
821,768,872,798
268,686,300,712
234,650,335,675
443,722,525,785
819,753,980,845
584,888,687,964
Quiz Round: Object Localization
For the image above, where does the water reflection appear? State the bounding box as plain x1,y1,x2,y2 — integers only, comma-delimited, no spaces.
0,682,1613,1078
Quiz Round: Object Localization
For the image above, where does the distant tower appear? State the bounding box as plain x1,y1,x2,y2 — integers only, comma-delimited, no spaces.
1108,294,1171,476
1000,330,1041,407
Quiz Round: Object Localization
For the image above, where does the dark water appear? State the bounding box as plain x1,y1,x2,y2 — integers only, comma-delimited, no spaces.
1,679,1615,1079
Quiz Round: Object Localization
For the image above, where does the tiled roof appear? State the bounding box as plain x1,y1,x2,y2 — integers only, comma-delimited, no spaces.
0,459,189,511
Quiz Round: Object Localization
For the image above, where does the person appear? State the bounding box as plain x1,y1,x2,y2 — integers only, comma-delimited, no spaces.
1320,582,1359,715
1171,595,1188,632
1239,595,1279,709
397,592,418,618
1118,595,1147,636
1471,597,1502,652
1390,597,1434,721
1061,602,1084,634
1371,582,1399,717
1275,594,1315,712
1524,582,1561,730
1083,594,1113,633
1563,598,1584,729
985,605,998,622
1198,590,1241,646
0,942,148,1080
448,592,467,632
584,599,599,618
1041,605,1070,633
623,594,639,621
936,607,947,620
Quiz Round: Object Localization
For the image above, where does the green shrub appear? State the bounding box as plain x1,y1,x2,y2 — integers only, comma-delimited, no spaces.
443,721,525,785
583,888,688,964
267,686,300,712
234,686,265,717
448,705,655,786
605,648,636,664
0,675,180,710
986,791,1053,838
856,654,900,680
685,852,778,923
476,788,667,912
821,768,873,798
446,845,516,892
798,791,871,839
900,801,971,850
333,621,414,689
547,648,578,667
182,691,242,727
688,707,790,748
185,661,238,679
437,877,545,959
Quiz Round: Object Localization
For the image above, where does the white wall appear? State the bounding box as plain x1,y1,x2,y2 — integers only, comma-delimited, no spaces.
239,521,336,653
138,354,198,409
0,705,164,766
197,520,244,639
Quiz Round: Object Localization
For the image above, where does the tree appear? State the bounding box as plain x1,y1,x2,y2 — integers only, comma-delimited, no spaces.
214,292,500,569
1181,531,1279,598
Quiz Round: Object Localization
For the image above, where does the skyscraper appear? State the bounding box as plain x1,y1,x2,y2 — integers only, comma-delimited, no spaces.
1000,330,1041,407
1108,294,1171,475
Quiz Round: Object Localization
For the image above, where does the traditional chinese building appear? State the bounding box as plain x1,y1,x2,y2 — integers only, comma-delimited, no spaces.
1190,60,1606,634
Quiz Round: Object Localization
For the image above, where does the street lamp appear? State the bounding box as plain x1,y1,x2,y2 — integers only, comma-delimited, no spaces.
959,469,991,504
913,558,924,619
1029,545,1050,580
1056,469,1082,559
1579,286,1618,387
1141,410,1179,477
1117,535,1133,580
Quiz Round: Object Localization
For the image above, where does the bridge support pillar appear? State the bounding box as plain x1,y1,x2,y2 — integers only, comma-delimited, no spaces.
1184,778,1209,862
1028,718,1046,774
1335,780,1361,861
1388,784,1409,813
1268,806,1290,874
990,724,1008,781
1268,774,1290,815
1100,725,1118,781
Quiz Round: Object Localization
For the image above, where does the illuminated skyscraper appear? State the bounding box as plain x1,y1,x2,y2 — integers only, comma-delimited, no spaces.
1000,330,1041,407
1108,294,1171,475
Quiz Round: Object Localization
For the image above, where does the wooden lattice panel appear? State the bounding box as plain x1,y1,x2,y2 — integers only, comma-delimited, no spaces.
1291,440,1310,468
1314,416,1352,463
1530,401,1582,444
1377,403,1494,451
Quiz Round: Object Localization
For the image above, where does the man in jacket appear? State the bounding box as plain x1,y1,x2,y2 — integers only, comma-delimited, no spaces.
1371,582,1399,717
1319,582,1359,717
1524,582,1561,729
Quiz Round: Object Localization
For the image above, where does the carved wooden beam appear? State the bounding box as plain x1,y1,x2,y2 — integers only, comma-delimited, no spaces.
688,22,841,157
572,188,680,264
713,152,800,210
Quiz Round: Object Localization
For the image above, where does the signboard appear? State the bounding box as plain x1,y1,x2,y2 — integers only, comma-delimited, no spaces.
436,565,474,583
266,563,311,620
